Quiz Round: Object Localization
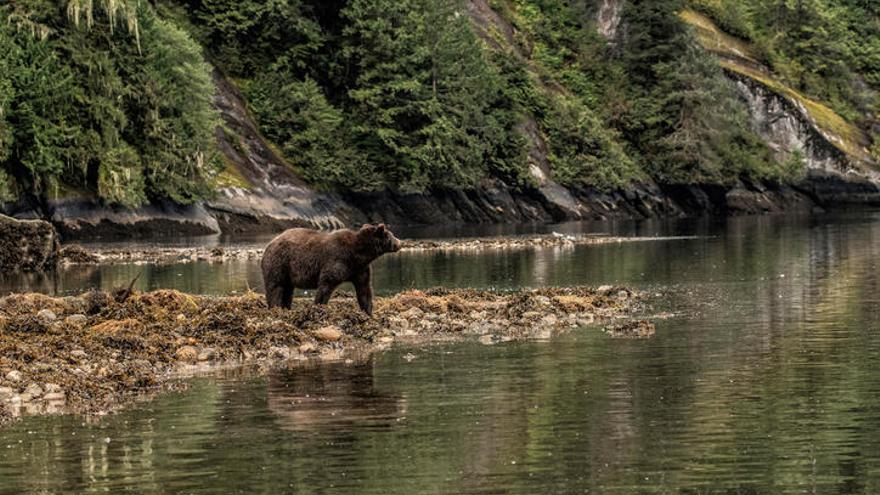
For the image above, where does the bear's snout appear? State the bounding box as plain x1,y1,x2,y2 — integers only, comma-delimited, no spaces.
390,238,402,252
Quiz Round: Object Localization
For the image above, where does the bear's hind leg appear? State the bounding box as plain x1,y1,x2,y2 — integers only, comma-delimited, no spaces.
266,283,293,309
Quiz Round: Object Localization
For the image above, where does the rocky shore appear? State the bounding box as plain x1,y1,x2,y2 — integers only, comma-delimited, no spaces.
0,286,648,425
60,233,695,266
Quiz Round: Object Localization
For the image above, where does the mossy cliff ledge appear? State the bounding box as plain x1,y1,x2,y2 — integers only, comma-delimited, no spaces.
0,286,643,425
680,9,880,204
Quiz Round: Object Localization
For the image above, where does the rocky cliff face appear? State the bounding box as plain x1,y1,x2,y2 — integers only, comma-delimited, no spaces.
733,74,847,173
597,0,624,41
207,72,352,233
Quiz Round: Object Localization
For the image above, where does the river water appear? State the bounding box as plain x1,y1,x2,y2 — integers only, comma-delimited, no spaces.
2,212,880,493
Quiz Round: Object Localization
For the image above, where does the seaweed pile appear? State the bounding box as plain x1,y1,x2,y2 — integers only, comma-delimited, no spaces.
0,286,643,424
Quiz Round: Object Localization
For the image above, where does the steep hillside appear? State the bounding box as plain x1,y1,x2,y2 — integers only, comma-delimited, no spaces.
0,0,878,236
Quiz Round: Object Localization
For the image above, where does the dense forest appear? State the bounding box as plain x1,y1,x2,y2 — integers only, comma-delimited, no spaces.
0,0,877,208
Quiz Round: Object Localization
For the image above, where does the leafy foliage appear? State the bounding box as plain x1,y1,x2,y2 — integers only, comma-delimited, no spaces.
620,2,777,183
1,0,876,206
0,0,218,207
688,0,879,145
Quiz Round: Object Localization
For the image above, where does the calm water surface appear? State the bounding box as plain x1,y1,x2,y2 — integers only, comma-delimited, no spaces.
2,213,880,493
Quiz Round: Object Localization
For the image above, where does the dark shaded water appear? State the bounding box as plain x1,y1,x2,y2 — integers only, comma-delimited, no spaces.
2,212,880,493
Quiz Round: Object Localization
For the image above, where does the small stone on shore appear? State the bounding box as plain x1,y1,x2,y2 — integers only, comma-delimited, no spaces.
175,346,199,363
65,314,88,327
197,348,217,362
36,309,57,325
24,383,43,398
313,325,343,342
44,392,66,402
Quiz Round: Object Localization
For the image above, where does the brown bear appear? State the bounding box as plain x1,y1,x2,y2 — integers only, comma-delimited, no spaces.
260,224,402,315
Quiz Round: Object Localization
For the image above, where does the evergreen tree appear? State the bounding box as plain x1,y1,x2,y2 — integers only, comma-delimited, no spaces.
0,0,218,207
621,0,774,184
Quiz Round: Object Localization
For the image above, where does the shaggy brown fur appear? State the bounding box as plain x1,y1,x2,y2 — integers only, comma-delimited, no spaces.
261,224,402,315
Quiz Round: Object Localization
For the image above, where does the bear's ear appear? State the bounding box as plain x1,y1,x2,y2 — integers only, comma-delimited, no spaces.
377,223,387,232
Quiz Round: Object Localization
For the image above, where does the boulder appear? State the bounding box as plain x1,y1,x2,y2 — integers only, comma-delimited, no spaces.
0,214,60,272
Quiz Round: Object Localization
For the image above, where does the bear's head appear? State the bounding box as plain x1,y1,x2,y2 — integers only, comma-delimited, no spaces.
359,223,402,255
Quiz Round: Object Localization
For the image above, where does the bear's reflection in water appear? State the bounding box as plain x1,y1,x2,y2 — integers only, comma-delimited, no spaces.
266,360,407,432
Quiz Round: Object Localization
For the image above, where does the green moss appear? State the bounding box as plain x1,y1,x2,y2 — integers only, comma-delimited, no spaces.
680,10,759,65
214,159,252,190
681,9,874,166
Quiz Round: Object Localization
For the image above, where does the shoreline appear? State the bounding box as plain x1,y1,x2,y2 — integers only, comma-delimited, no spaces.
0,286,651,426
59,233,700,265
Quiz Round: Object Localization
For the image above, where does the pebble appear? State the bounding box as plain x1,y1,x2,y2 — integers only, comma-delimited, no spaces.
540,314,559,326
65,314,88,327
36,309,57,325
43,392,66,402
70,349,88,359
24,383,43,398
313,325,343,342
0,386,13,399
269,346,290,359
576,315,596,326
197,348,217,362
531,328,553,340
597,285,613,293
175,346,199,363
400,307,424,320
5,370,22,382
387,316,409,330
298,342,317,354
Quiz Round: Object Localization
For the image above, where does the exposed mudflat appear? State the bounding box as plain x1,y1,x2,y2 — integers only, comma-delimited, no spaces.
0,286,647,426
60,233,698,265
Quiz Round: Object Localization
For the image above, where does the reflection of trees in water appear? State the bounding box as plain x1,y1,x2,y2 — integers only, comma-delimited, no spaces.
630,215,880,492
265,361,407,433
0,380,225,493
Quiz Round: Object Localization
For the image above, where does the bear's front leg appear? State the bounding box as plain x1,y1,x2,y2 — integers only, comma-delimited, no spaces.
352,268,373,316
315,265,345,305
314,283,338,305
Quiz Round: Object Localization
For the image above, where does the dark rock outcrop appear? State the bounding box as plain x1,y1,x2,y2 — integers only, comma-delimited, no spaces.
0,214,60,272
47,198,221,239
207,70,352,233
